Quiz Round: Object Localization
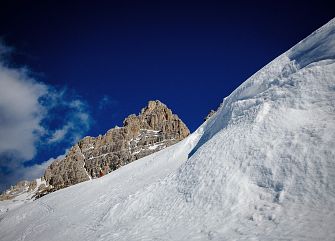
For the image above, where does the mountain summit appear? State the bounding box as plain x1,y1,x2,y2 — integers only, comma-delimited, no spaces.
0,100,189,203
0,19,335,240
44,100,189,192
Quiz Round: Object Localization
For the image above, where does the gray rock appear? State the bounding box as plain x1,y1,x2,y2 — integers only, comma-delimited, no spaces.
0,100,189,201
204,110,216,121
43,100,189,193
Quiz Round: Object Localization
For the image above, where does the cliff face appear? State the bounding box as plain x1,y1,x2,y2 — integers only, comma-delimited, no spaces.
0,100,189,201
43,100,189,191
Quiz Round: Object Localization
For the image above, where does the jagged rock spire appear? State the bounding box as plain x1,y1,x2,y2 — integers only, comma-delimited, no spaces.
42,100,189,195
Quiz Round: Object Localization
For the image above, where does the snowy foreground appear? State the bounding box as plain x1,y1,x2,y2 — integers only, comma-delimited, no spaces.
1,19,335,241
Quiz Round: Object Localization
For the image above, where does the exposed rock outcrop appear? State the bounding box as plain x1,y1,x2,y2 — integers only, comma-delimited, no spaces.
204,110,216,121
203,101,225,121
0,178,51,202
1,100,189,201
0,181,35,201
43,100,189,193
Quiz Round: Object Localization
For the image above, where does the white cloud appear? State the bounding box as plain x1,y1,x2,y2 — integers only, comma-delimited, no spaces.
0,42,91,191
48,125,70,144
47,99,91,144
0,62,48,160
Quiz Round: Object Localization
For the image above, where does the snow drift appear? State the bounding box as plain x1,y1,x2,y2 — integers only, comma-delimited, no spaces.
0,18,335,241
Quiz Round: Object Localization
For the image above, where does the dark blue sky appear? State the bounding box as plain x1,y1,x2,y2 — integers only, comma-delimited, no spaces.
1,0,333,131
0,0,334,187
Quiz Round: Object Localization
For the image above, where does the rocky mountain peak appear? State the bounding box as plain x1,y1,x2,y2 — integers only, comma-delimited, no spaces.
0,100,190,201
142,100,165,112
0,100,190,203
123,100,189,139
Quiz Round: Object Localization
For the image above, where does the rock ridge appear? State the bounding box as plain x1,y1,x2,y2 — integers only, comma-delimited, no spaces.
1,100,189,200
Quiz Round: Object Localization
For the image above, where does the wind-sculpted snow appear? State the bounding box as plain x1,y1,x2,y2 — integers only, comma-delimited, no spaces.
0,18,335,241
289,18,335,68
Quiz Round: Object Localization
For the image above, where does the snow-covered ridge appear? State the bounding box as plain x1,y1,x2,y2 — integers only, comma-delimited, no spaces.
191,18,335,157
0,178,47,215
0,18,334,241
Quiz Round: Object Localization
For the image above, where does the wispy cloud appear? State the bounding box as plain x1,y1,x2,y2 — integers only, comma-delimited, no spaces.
46,96,91,144
98,95,118,110
0,41,91,191
48,125,70,144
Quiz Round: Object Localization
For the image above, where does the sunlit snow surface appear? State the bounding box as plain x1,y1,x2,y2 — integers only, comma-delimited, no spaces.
1,19,335,241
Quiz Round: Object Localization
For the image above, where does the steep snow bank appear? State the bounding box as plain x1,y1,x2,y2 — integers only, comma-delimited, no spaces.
0,18,334,241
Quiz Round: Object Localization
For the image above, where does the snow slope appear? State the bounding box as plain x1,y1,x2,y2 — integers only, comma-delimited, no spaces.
0,18,335,241
0,178,46,215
